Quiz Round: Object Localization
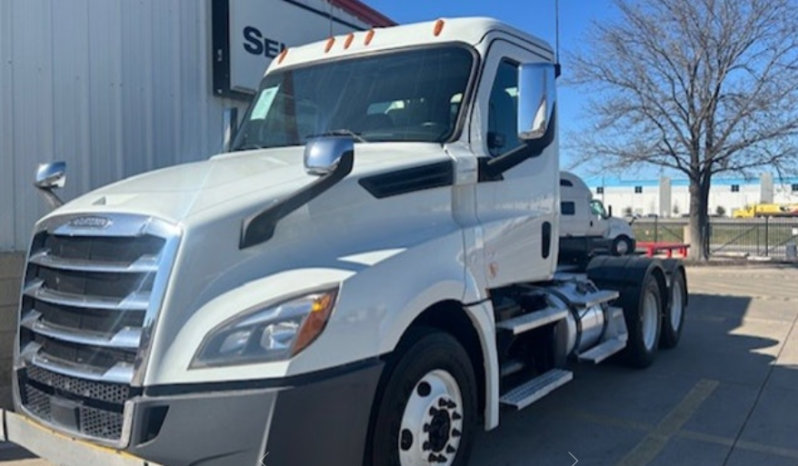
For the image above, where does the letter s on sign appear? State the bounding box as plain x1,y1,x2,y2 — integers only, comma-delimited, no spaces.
243,26,264,56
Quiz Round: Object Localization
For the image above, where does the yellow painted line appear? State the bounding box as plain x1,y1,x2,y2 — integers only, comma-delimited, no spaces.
565,392,798,462
676,429,735,447
614,379,719,466
685,314,726,323
736,440,798,460
565,409,653,432
16,413,142,460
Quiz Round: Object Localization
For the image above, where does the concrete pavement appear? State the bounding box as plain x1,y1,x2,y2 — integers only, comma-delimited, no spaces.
2,265,798,466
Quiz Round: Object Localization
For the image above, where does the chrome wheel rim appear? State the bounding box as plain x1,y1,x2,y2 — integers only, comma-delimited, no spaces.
642,290,659,351
670,279,684,331
398,370,464,466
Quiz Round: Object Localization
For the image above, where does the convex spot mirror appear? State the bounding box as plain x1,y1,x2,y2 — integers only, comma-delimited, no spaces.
35,161,66,189
518,63,557,141
304,136,355,176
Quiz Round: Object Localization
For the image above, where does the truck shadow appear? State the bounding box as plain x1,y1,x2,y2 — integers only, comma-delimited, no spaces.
470,292,796,466
0,445,36,462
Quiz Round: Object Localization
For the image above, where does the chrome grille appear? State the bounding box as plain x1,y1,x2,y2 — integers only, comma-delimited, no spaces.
16,213,180,446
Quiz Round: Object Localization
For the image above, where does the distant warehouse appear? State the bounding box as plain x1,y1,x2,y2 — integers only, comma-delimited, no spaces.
0,0,393,253
585,174,798,217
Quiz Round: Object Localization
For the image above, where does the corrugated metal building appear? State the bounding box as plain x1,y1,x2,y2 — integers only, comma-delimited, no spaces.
0,0,392,409
0,0,392,253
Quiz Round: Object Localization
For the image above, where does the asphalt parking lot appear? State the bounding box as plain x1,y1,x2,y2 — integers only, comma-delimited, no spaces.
2,265,797,466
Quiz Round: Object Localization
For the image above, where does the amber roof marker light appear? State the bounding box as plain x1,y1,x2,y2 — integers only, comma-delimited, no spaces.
277,48,289,64
324,37,336,53
344,33,355,49
433,19,446,37
364,29,376,46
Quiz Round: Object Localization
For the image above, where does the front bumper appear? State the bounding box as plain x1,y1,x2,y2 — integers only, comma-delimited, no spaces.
4,360,384,466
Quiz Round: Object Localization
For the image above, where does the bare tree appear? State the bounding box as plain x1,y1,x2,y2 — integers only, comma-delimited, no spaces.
568,0,798,259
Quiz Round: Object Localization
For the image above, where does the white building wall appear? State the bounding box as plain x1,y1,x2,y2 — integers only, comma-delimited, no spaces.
590,177,798,218
774,183,798,204
0,0,371,252
597,187,659,217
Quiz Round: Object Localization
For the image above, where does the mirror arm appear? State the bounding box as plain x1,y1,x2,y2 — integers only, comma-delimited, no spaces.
481,106,557,181
239,150,354,249
223,107,239,153
36,188,65,210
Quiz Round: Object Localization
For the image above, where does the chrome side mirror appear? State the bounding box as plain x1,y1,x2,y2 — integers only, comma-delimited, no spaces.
518,63,557,141
34,161,66,209
304,136,355,176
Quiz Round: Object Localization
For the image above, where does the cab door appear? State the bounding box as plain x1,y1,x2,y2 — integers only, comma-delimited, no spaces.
471,38,558,287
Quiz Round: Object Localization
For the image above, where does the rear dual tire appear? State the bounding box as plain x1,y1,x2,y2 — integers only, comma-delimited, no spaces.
622,276,663,368
660,268,686,349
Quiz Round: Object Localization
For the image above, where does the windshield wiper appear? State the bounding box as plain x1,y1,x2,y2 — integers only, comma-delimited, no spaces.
309,129,368,143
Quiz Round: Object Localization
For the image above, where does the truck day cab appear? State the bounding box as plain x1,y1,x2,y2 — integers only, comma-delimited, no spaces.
559,171,636,257
1,18,688,466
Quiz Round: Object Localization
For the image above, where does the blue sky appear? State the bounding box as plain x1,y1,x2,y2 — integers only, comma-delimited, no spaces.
363,1,634,182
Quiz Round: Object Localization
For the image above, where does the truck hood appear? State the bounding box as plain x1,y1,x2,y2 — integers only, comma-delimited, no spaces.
52,143,447,224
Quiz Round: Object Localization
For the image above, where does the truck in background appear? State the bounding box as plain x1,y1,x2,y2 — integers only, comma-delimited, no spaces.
732,203,798,218
1,18,687,466
559,171,636,257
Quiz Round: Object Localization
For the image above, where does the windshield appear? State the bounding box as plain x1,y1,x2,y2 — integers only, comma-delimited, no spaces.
232,46,474,151
590,199,608,218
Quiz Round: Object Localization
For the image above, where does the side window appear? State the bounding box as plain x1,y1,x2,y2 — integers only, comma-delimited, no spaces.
561,202,576,215
488,60,521,157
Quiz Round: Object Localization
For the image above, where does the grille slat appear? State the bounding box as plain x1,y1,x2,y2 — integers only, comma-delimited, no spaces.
29,250,160,274
24,280,151,311
21,314,142,349
17,214,178,445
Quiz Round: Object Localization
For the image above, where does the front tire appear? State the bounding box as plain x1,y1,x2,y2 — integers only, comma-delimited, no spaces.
369,330,477,466
612,235,635,256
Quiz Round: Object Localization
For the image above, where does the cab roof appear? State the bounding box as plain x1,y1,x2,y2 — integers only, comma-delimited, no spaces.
269,17,555,72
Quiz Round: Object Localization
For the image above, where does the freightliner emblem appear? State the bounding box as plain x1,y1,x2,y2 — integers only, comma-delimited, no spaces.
67,216,112,229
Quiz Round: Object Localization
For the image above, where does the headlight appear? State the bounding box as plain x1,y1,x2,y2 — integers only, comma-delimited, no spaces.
191,287,339,368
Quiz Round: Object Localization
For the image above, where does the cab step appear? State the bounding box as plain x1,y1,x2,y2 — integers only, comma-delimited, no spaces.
500,369,573,410
568,290,619,308
578,337,626,363
496,307,569,335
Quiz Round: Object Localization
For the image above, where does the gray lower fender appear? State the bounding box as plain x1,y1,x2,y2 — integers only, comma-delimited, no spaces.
129,360,385,466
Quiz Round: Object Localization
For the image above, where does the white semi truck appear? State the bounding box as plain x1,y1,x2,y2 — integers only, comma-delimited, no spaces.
1,18,687,466
559,171,636,257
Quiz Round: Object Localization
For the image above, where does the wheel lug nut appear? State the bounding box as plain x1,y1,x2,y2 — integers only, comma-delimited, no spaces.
452,428,462,438
447,445,456,454
423,423,431,433
428,453,437,462
447,400,457,409
438,399,448,408
452,412,462,421
400,429,413,451
429,407,438,416
423,441,431,451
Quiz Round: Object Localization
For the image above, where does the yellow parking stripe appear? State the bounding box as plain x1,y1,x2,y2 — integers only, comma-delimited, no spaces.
614,379,719,466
